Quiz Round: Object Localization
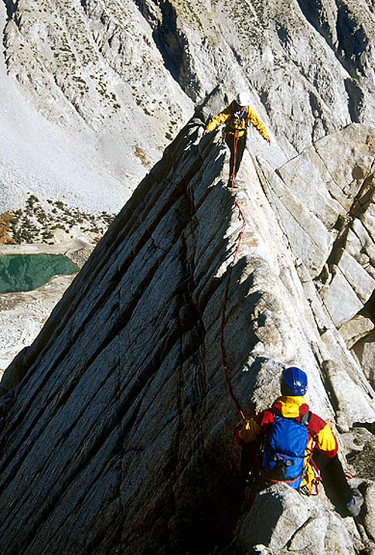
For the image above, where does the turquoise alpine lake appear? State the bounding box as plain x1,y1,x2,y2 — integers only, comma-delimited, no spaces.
0,254,79,293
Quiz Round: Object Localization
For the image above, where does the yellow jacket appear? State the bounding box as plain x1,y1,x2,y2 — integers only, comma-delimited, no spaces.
235,396,338,457
234,396,338,492
206,100,269,140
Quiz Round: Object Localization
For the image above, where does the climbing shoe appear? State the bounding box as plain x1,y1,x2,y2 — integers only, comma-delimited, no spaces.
346,489,364,517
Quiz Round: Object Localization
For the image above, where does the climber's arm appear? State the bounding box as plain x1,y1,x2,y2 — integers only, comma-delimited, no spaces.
247,106,270,142
205,104,233,133
309,414,338,457
234,418,262,445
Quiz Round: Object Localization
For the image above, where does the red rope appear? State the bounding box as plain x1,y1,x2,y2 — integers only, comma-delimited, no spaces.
220,131,247,420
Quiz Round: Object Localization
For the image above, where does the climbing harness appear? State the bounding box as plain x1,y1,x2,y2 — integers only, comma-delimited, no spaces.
232,107,247,132
220,129,247,420
306,459,322,496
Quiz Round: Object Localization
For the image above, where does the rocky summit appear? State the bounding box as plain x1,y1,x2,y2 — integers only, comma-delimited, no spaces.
0,0,375,554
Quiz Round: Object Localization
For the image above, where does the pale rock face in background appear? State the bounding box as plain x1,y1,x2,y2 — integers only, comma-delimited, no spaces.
0,0,193,213
0,0,374,553
1,0,374,210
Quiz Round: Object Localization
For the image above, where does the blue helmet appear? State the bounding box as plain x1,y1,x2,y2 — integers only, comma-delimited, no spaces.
281,367,308,396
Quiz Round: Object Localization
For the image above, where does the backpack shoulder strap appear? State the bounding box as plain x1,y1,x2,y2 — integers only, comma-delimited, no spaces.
300,411,311,427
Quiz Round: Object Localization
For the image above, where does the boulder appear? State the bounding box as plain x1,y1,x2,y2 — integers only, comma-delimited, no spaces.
234,484,358,555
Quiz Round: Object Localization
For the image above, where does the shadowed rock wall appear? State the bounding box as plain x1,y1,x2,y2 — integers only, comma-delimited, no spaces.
0,117,246,553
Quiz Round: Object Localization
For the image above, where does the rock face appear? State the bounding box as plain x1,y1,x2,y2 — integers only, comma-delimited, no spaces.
0,0,375,552
1,0,374,383
0,0,193,213
259,124,375,399
0,100,374,552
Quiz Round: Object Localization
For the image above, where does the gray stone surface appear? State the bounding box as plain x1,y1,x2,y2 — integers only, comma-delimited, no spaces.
0,113,374,554
0,0,374,553
234,484,357,554
1,0,375,383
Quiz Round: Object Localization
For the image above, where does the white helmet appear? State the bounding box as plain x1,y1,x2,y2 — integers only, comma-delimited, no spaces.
236,91,251,106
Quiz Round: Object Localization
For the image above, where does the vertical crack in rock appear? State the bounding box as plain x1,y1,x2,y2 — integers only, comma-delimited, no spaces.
2,0,16,20
138,0,182,80
345,77,365,123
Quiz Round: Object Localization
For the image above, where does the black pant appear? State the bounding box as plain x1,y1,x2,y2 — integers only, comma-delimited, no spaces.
313,451,353,504
225,132,246,178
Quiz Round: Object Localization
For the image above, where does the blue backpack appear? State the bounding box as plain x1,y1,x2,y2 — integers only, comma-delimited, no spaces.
261,414,310,489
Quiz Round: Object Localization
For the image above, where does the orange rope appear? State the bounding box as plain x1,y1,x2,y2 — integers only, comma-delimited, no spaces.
220,131,247,420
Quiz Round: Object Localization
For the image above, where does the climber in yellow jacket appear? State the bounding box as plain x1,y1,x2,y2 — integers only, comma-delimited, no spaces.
234,367,364,517
205,92,271,181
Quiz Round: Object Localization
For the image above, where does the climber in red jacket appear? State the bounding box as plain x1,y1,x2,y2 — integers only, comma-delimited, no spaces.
234,367,364,517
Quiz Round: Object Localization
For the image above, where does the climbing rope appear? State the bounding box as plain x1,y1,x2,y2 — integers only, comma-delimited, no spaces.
220,131,247,420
